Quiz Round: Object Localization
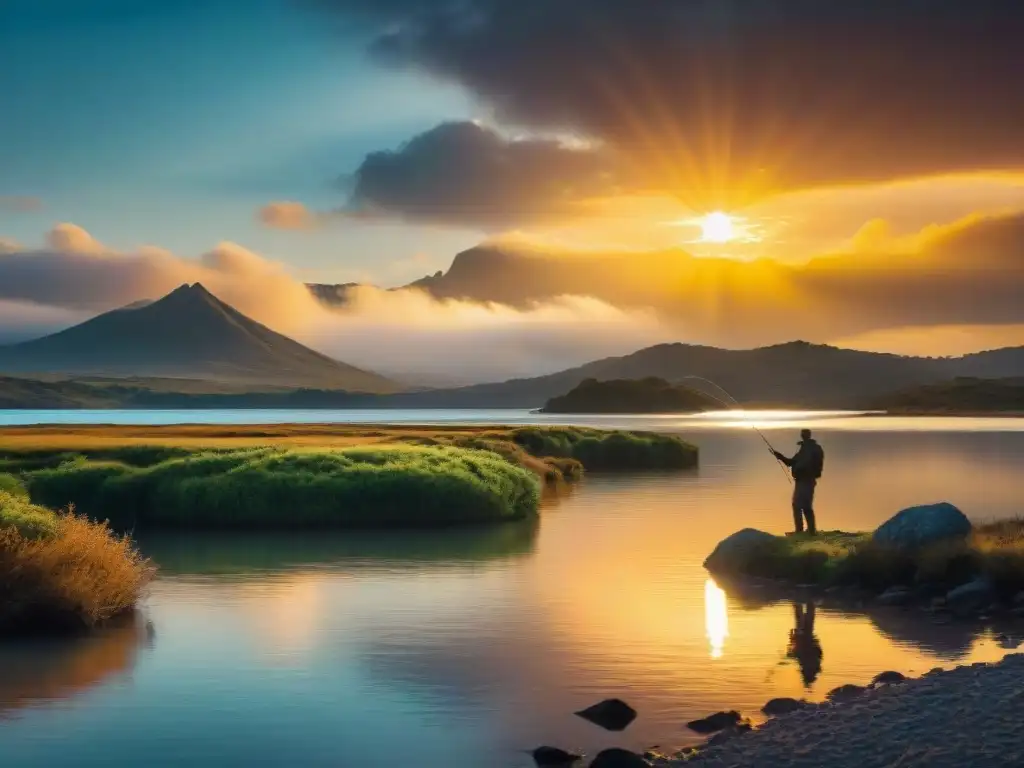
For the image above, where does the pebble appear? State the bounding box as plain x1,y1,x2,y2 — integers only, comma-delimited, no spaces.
675,656,1024,767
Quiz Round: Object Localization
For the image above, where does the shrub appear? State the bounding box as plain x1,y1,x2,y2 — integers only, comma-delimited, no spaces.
0,472,28,500
0,510,152,635
511,426,697,471
29,446,542,530
0,490,58,539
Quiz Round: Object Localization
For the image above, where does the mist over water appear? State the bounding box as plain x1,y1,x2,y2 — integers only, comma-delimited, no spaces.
1,412,1022,767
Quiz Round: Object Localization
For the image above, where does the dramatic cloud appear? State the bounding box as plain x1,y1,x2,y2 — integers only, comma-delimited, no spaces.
4,211,1024,380
345,121,619,228
258,201,320,230
318,0,1024,218
401,210,1024,347
0,224,669,382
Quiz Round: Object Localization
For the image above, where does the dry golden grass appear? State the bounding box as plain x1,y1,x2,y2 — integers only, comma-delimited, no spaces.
0,511,153,635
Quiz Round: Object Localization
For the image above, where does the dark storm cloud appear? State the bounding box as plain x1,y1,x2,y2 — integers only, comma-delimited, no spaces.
319,0,1024,211
344,121,620,228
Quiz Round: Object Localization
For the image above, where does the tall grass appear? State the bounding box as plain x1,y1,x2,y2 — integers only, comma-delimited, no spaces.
510,426,698,471
0,505,152,635
709,521,1024,596
29,445,542,530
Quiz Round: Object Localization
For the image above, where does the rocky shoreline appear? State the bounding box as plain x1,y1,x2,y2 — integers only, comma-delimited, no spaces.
536,652,1024,767
670,653,1024,767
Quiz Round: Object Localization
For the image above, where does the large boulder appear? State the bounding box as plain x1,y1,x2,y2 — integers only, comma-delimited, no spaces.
871,502,971,551
703,528,778,573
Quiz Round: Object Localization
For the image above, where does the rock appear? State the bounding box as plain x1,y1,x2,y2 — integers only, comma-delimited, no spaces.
589,748,650,767
532,746,583,766
876,587,913,606
686,710,742,734
574,699,637,732
945,577,995,616
871,671,907,686
761,697,805,716
706,723,752,747
827,684,867,701
703,528,778,573
872,502,971,551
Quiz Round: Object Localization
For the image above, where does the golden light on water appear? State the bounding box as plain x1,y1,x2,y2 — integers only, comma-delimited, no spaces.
699,211,736,243
704,577,729,659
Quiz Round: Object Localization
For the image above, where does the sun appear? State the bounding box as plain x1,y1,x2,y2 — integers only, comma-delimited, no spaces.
699,211,735,243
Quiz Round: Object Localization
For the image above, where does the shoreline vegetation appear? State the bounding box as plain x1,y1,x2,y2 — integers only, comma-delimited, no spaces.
703,518,1024,610
0,482,152,636
1,424,698,531
1,424,695,635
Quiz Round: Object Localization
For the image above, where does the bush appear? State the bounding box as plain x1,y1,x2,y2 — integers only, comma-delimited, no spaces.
29,446,542,530
0,490,59,539
0,472,28,500
0,509,152,635
511,426,697,471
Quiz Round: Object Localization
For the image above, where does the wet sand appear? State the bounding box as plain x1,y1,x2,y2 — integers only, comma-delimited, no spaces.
672,653,1024,767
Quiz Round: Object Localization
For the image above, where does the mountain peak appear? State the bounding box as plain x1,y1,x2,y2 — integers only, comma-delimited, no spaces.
0,283,397,392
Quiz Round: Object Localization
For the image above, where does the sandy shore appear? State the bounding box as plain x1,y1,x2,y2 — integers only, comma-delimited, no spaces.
669,653,1024,767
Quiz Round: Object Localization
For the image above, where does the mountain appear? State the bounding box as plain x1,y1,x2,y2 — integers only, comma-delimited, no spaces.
384,341,1024,409
0,283,397,392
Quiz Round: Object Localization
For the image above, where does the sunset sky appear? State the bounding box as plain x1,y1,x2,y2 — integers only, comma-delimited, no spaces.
3,0,1024,378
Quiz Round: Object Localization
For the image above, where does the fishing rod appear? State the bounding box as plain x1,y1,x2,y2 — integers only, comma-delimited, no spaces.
678,375,793,484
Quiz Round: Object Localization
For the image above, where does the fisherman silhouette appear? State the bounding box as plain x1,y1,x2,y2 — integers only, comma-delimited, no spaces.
773,428,824,534
786,601,823,687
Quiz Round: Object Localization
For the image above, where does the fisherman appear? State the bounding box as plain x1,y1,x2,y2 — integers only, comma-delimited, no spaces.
772,428,824,535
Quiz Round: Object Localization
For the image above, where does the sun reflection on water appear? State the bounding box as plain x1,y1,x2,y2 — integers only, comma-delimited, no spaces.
704,578,729,659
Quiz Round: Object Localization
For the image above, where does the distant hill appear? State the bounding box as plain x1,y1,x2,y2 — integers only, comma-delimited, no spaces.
0,283,398,392
871,377,1024,414
541,377,720,413
383,341,1024,409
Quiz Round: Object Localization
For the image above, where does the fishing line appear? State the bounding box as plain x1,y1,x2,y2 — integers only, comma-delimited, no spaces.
678,375,793,484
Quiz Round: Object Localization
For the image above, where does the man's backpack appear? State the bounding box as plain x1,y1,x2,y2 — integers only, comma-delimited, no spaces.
810,443,825,479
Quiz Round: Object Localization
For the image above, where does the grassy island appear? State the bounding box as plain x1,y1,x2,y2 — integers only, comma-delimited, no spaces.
0,424,698,531
705,521,1024,597
0,482,152,635
541,377,719,414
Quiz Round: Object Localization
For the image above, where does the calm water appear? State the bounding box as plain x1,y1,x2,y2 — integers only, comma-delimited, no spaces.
2,411,1024,767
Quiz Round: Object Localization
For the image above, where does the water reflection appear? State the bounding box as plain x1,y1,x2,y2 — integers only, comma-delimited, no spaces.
704,578,729,659
0,615,153,715
786,602,823,687
138,519,540,576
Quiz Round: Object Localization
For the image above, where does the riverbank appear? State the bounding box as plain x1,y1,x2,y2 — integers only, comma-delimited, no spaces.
0,424,697,530
666,653,1024,766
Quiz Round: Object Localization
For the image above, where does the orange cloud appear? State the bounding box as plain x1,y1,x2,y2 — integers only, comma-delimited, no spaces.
257,201,319,230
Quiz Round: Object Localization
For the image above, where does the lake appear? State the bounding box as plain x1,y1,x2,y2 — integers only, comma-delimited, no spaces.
2,410,1023,767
